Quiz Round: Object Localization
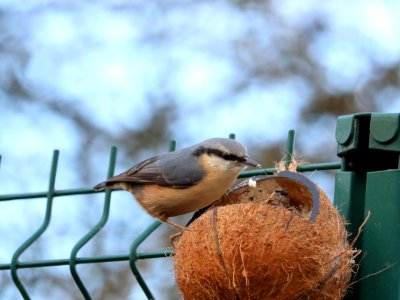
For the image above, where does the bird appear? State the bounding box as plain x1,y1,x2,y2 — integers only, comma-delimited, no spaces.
94,138,260,230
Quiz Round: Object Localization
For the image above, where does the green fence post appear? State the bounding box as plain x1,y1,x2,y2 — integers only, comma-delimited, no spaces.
359,113,400,300
334,113,371,244
334,112,400,300
334,113,373,300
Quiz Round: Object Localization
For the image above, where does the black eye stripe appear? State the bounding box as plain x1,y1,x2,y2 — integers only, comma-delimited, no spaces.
193,146,245,162
192,146,207,156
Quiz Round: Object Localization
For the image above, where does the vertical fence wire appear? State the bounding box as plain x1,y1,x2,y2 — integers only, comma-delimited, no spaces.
129,140,176,300
69,146,117,299
10,150,59,299
285,129,295,169
129,221,162,300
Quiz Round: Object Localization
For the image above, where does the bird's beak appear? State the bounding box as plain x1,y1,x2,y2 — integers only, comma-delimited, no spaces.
243,157,261,168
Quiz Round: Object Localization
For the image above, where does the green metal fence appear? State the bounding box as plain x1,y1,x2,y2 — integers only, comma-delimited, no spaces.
1,112,399,299
334,112,400,300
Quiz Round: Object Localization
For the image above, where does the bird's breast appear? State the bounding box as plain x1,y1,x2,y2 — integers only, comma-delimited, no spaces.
132,163,242,218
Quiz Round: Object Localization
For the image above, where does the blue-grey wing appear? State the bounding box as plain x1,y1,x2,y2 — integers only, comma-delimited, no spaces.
98,147,204,188
157,149,205,187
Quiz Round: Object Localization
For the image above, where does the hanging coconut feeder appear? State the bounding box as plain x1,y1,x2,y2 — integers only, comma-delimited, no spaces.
174,171,356,300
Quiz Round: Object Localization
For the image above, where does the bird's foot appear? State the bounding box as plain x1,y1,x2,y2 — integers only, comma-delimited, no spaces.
159,216,189,232
170,232,183,245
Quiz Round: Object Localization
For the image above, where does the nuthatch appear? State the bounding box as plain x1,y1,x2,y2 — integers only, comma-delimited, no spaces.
94,138,260,230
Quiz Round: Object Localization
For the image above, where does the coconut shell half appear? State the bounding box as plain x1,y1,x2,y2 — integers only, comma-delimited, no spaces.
174,171,354,300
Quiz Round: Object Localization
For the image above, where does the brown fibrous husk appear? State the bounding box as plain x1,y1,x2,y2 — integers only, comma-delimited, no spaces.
174,174,357,300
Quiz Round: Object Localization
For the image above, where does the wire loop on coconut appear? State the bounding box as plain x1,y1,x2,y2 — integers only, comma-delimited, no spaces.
211,207,230,287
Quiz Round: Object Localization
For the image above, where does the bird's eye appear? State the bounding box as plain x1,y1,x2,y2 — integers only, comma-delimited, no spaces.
237,156,247,163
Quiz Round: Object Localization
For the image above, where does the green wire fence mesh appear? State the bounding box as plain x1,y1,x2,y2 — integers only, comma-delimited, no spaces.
0,130,342,300
3,113,400,300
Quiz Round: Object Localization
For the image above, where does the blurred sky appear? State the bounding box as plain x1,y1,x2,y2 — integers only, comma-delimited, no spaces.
1,0,400,191
2,0,400,145
1,0,400,299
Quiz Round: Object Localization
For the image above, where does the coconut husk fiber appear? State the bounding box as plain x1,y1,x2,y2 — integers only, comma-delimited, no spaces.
174,171,356,300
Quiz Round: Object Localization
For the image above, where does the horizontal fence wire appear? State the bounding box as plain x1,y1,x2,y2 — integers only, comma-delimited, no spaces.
0,162,341,202
0,131,342,299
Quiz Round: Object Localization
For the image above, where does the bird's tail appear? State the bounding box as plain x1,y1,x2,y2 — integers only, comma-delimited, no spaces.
93,181,123,191
94,175,137,191
94,182,107,191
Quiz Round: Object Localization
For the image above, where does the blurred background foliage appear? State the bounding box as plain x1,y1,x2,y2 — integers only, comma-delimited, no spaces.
1,0,399,299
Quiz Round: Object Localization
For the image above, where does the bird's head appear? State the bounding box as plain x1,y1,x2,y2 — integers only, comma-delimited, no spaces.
193,138,260,173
